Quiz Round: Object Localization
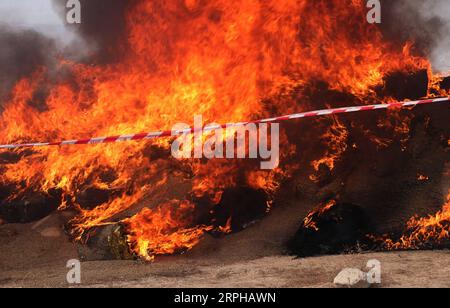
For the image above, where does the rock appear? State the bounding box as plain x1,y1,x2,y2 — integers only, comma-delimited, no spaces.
334,268,370,288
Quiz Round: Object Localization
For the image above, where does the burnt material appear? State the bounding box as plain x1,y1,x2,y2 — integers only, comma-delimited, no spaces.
288,203,371,257
77,224,134,261
440,76,450,92
378,70,429,100
212,187,269,233
76,187,122,210
0,189,62,223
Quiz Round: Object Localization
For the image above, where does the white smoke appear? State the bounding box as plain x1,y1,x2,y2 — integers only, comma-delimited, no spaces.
0,0,76,44
419,1,450,74
1,0,449,73
389,0,450,74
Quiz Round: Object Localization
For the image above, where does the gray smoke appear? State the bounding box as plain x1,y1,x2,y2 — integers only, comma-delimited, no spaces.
51,0,139,63
0,0,77,104
0,26,56,103
383,0,450,73
0,0,140,106
2,0,450,105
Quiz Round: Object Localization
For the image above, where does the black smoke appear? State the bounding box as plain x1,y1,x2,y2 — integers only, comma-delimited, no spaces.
0,0,140,106
0,27,56,105
381,0,450,72
1,0,449,107
51,0,140,63
46,0,450,71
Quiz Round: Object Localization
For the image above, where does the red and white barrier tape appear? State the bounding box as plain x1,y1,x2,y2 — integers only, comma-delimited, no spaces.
0,97,448,149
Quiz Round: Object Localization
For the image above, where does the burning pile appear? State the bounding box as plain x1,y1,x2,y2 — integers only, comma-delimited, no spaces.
0,0,449,261
377,191,450,251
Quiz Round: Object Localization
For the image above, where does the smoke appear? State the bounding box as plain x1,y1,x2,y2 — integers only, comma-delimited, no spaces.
49,0,450,71
0,0,76,105
0,0,137,103
0,27,56,103
2,0,450,105
51,0,140,63
382,0,450,73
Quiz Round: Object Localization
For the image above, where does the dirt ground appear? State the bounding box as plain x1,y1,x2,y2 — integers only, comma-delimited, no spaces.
1,207,450,288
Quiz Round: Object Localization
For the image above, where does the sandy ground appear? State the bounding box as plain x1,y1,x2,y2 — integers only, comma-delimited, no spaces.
80,251,450,288
1,208,450,288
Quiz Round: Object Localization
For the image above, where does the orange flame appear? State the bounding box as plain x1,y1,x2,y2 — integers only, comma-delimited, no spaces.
381,191,450,250
124,200,212,261
303,200,337,232
0,0,446,260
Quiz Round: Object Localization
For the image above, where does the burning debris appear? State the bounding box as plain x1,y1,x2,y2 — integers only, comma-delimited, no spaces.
374,191,450,251
0,27,56,105
288,201,371,257
124,200,212,261
289,105,449,257
0,0,449,262
0,189,61,224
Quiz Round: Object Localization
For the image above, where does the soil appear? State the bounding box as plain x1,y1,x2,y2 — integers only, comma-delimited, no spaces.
1,205,450,288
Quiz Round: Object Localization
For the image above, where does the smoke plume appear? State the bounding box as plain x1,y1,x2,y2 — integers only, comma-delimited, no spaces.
51,0,139,62
0,26,56,104
382,0,450,73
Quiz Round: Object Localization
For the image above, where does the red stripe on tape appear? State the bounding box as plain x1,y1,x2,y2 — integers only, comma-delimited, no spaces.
0,97,448,149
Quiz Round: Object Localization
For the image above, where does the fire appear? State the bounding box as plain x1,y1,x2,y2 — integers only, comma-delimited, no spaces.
379,191,450,250
218,217,233,235
124,200,212,261
417,174,430,181
303,200,337,232
310,117,349,181
0,0,447,260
